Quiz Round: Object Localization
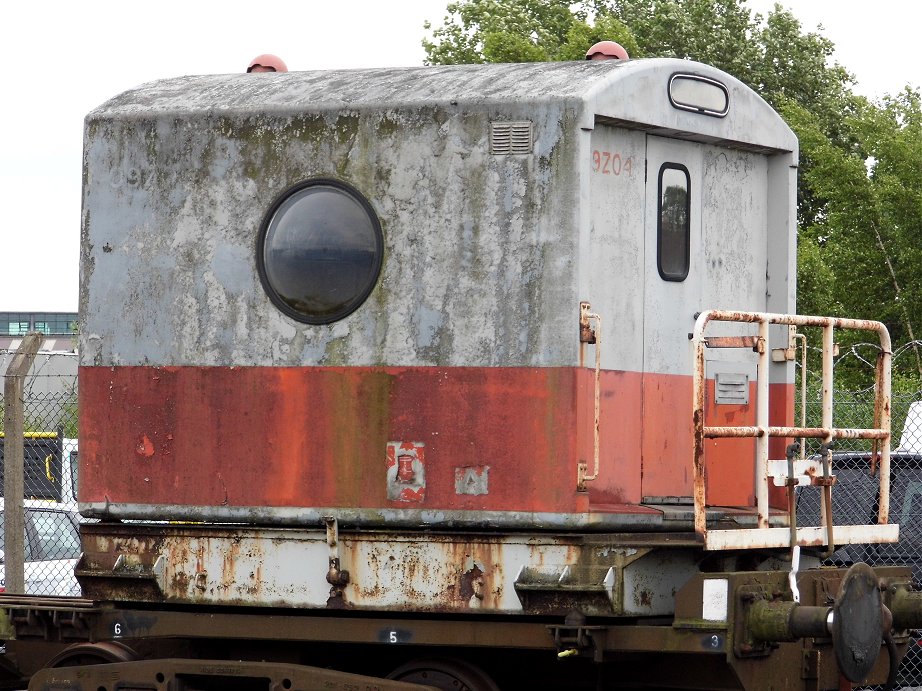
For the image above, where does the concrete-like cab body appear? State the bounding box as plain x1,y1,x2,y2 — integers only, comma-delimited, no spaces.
79,60,796,531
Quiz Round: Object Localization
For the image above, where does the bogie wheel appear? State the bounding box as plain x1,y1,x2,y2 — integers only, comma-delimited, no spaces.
46,641,138,668
387,657,500,691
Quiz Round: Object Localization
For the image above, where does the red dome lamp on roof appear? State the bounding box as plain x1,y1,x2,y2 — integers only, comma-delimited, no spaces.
585,40,629,61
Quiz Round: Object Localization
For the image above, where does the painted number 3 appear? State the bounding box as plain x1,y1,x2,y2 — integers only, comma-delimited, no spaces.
592,150,633,176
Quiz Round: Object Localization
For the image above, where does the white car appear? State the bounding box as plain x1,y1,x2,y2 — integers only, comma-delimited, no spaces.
0,498,81,596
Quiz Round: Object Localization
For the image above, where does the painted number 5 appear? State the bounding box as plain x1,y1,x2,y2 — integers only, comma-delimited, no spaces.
389,631,398,644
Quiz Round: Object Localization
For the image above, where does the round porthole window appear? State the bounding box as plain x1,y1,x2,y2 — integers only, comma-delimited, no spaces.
257,179,383,324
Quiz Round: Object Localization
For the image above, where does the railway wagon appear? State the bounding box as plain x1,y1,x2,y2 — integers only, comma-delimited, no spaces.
4,58,922,691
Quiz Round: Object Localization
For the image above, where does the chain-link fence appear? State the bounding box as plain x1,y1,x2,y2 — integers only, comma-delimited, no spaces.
1,346,80,597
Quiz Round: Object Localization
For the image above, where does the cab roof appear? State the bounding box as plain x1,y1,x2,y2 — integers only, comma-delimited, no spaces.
90,59,796,156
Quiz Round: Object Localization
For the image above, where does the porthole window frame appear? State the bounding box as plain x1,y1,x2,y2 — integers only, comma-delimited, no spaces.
256,177,384,325
668,73,730,118
657,163,691,282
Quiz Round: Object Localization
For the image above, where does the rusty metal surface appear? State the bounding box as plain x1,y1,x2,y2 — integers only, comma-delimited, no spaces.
80,365,750,526
79,501,685,530
704,425,889,439
832,563,883,682
577,302,602,490
75,522,707,617
704,336,760,349
0,603,751,690
691,310,893,551
674,566,914,690
704,524,899,551
0,594,96,609
20,55,913,691
6,564,918,691
79,365,590,517
28,658,439,691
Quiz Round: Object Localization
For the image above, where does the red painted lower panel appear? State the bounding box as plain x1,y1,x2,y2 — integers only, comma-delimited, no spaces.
78,366,791,518
639,375,793,507
80,366,593,514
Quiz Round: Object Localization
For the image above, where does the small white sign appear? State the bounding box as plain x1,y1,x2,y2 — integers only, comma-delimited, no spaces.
702,578,729,622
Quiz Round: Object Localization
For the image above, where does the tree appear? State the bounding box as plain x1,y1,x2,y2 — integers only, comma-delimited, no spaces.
422,0,638,64
785,89,922,381
602,0,758,79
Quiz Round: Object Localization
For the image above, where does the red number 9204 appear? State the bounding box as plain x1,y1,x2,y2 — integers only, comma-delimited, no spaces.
592,150,632,176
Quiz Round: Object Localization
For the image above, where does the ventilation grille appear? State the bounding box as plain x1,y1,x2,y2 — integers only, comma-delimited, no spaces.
490,121,533,155
715,372,749,405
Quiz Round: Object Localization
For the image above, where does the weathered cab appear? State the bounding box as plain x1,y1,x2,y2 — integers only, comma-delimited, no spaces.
79,60,797,530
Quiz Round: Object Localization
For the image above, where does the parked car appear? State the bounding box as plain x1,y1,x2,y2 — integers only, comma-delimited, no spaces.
796,400,922,577
0,499,81,596
795,429,922,686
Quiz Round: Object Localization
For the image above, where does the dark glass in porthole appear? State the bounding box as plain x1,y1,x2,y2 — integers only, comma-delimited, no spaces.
258,180,383,324
657,164,690,282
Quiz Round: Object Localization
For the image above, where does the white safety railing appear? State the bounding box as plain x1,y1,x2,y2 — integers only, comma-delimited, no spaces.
692,310,897,552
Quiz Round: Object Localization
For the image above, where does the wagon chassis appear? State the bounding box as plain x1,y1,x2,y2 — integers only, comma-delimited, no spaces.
3,562,921,690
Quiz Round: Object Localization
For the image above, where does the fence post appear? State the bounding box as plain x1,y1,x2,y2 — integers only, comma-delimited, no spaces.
3,332,44,594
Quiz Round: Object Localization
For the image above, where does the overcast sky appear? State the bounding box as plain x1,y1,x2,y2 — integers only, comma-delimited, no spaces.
2,0,916,312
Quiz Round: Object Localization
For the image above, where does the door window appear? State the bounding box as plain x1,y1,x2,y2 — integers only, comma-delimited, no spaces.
657,164,690,281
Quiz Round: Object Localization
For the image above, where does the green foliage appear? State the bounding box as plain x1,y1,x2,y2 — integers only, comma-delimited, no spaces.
604,0,758,71
423,0,638,64
558,13,639,61
785,88,922,382
60,396,79,439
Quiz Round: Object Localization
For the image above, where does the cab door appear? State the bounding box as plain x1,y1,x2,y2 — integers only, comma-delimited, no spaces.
640,135,769,503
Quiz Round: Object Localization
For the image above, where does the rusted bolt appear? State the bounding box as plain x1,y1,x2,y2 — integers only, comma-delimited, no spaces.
579,302,597,344
327,558,350,588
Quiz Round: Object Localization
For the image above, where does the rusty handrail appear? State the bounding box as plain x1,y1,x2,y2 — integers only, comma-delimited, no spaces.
704,427,888,440
578,302,602,490
691,310,892,547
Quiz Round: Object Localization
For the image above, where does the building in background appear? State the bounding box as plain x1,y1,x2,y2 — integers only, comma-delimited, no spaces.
1,312,78,435
0,312,77,352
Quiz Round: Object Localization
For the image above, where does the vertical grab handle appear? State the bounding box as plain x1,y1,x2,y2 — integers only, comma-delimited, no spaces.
578,302,602,491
